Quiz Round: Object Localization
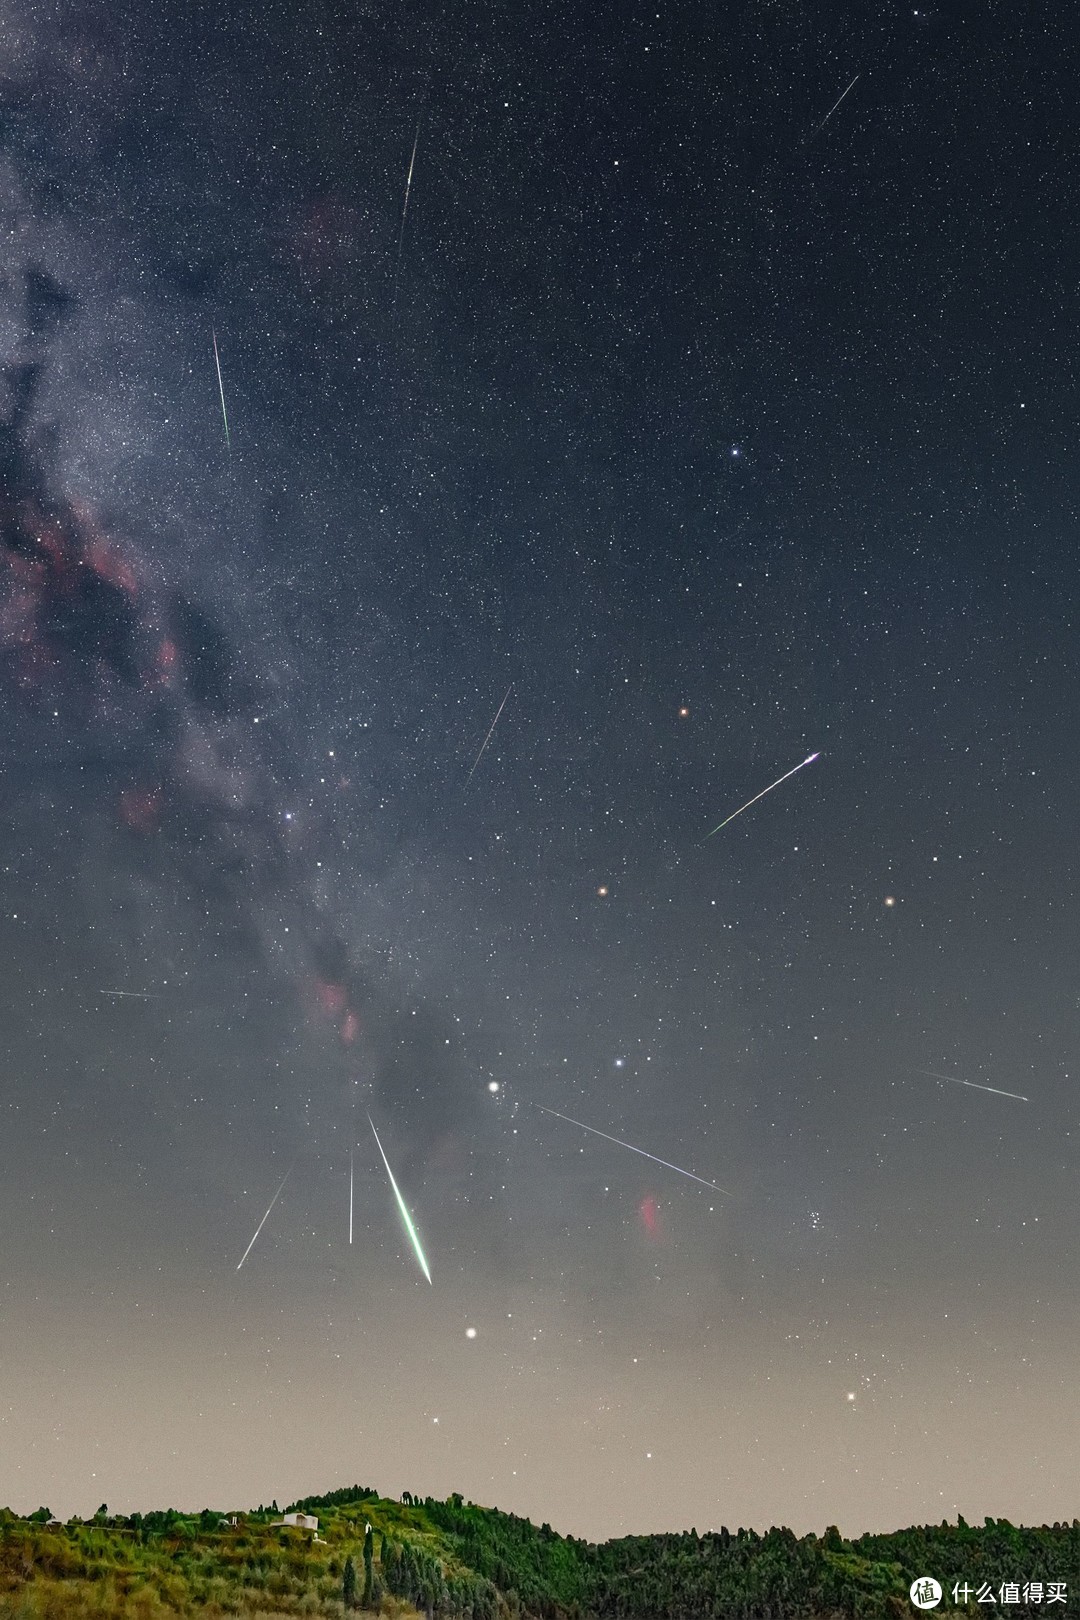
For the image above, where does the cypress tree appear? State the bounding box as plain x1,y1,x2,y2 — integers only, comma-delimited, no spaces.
363,1524,374,1606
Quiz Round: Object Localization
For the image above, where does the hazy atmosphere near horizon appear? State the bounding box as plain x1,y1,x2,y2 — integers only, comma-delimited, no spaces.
2,0,1079,1545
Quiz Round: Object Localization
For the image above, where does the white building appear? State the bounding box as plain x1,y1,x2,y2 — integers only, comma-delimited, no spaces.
271,1512,319,1531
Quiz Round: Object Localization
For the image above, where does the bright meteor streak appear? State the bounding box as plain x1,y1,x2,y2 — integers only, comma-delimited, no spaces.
466,683,513,784
236,1168,290,1270
368,1115,432,1283
349,1152,354,1246
533,1104,732,1195
914,1069,1029,1103
813,73,860,136
212,328,230,450
705,752,820,839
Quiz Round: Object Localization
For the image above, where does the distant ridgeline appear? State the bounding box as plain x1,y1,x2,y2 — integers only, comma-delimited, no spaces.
1,1486,1078,1619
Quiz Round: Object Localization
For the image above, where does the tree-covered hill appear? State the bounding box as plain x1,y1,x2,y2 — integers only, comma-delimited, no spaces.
1,1486,1077,1619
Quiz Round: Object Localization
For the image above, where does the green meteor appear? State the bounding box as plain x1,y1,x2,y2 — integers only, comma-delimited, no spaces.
368,1115,432,1284
704,751,820,840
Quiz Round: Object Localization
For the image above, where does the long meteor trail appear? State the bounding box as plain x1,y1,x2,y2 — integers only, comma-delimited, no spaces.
391,113,424,316
466,683,513,784
236,1168,291,1270
533,1104,732,1195
212,328,230,449
914,1069,1029,1103
705,751,820,839
398,116,422,259
368,1115,432,1283
349,1152,354,1245
813,73,860,136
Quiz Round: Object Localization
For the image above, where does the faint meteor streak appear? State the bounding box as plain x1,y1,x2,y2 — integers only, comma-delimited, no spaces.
349,1152,354,1245
533,1104,732,1195
914,1069,1029,1103
98,989,159,999
236,1168,291,1270
212,328,230,449
398,116,423,259
812,73,860,136
391,113,424,315
466,683,513,784
368,1115,432,1283
704,751,820,839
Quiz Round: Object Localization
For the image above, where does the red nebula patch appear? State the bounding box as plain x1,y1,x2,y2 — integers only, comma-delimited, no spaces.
639,1194,662,1238
82,523,138,598
313,979,346,1018
33,520,70,576
119,785,164,833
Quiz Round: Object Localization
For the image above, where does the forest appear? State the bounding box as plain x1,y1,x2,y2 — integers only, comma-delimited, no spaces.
1,1487,1076,1619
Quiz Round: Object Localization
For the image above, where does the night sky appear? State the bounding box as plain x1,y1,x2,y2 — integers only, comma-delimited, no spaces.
2,0,1079,1543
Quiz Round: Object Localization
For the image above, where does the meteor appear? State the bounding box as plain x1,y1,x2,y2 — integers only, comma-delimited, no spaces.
533,1103,732,1195
212,328,230,450
368,1115,432,1283
398,116,422,259
235,1168,291,1270
349,1151,354,1245
705,751,820,839
913,1069,1029,1104
98,989,159,999
392,112,424,315
812,73,860,136
466,683,513,784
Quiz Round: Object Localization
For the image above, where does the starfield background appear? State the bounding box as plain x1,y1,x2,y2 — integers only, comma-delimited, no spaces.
2,0,1079,1550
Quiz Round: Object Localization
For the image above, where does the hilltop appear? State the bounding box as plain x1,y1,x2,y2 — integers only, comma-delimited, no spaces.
1,1485,1077,1618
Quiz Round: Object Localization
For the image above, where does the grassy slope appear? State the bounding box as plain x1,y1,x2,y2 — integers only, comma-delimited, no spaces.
0,1495,434,1620
2,1491,1078,1620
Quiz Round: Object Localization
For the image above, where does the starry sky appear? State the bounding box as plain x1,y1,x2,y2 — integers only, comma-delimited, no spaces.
2,0,1079,1543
